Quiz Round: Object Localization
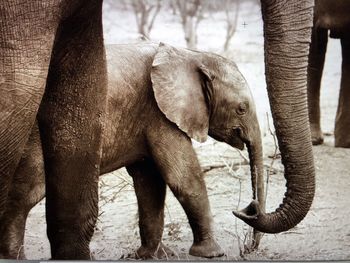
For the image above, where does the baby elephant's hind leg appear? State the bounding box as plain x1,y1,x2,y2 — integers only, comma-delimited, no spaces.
126,160,173,259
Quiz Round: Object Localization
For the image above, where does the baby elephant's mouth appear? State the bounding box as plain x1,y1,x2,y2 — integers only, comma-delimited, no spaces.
230,128,245,150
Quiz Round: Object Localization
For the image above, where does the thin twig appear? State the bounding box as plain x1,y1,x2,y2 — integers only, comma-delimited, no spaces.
234,148,249,164
16,245,24,260
235,178,246,259
165,203,173,222
265,112,279,202
202,164,226,173
218,154,245,180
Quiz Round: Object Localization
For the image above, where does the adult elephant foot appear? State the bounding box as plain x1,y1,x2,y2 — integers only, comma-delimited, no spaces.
334,133,350,148
334,111,350,147
189,238,224,258
0,206,29,260
310,125,324,145
0,252,25,260
312,137,324,145
0,242,25,260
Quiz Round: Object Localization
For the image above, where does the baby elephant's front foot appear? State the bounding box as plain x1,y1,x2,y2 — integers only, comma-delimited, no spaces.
189,238,224,258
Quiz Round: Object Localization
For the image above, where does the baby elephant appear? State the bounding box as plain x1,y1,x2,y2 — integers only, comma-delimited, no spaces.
0,43,264,259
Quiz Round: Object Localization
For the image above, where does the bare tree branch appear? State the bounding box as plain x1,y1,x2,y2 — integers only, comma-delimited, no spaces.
223,0,241,51
176,0,203,49
148,0,162,34
265,112,279,202
131,0,163,38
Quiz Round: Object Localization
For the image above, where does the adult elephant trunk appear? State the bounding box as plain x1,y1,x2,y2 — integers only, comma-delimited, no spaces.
233,0,316,233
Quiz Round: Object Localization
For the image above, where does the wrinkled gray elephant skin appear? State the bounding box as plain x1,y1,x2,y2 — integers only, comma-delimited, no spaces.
0,1,107,259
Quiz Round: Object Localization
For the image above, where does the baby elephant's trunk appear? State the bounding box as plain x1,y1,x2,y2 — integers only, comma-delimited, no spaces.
246,125,265,211
233,116,265,247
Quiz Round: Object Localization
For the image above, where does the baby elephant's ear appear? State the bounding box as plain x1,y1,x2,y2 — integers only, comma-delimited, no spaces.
151,43,209,142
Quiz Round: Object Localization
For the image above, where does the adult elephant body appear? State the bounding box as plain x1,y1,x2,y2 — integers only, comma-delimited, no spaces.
1,43,264,259
0,0,107,259
0,0,316,260
308,0,350,147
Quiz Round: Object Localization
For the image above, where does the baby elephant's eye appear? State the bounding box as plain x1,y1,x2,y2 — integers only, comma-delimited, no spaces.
236,102,248,115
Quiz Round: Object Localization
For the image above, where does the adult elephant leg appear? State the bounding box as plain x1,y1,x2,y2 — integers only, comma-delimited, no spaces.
335,35,350,148
126,160,172,259
0,122,45,259
0,2,57,218
147,128,223,258
38,1,107,259
233,0,316,233
307,27,328,145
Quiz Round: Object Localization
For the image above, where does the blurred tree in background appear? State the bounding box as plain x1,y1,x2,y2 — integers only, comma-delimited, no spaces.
223,0,240,51
175,0,204,49
168,0,177,15
103,0,256,51
131,0,162,38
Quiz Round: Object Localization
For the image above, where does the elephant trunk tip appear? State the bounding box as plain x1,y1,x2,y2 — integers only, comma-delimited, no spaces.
232,200,283,234
232,200,261,221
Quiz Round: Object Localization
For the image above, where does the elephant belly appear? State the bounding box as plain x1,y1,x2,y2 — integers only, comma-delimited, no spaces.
100,129,149,175
315,0,350,31
100,149,148,175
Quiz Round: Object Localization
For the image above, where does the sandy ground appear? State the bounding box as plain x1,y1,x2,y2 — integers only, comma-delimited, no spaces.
23,1,350,260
